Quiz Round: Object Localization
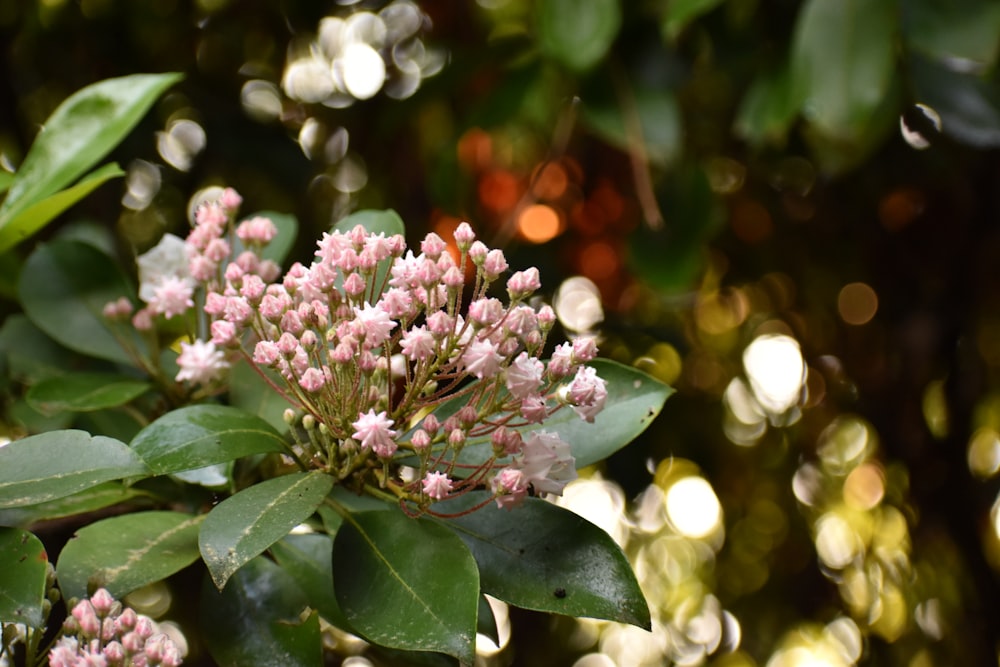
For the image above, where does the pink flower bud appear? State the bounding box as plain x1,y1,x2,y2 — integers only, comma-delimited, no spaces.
411,429,431,450
506,267,541,299
537,305,556,329
210,320,237,347
483,249,508,279
298,367,327,392
422,471,453,500
134,616,155,639
117,608,138,632
468,241,488,264
343,272,367,297
219,187,242,212
421,233,447,260
453,221,476,249
422,414,440,436
572,336,598,362
72,601,100,638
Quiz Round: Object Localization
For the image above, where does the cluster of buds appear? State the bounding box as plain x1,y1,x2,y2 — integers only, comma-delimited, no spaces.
107,189,608,511
48,588,182,667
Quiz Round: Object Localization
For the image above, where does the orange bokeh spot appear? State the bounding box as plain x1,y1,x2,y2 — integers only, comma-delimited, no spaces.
517,204,561,243
457,127,492,172
531,160,569,200
577,240,620,280
878,187,925,232
479,169,521,214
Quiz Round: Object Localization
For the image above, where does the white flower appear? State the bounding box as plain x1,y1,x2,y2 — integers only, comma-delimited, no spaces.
175,339,229,385
137,233,190,303
517,431,576,496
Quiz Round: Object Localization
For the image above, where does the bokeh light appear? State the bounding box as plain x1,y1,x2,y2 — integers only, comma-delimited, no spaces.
837,282,878,326
743,333,806,416
665,476,723,540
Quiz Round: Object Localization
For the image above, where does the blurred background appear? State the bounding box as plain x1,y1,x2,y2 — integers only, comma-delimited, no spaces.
3,0,1000,665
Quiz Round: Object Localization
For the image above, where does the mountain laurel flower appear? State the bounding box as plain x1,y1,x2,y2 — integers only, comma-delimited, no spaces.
352,409,398,457
175,340,229,385
506,352,544,399
566,365,608,422
517,431,577,496
148,276,195,319
507,267,541,299
492,468,528,509
422,471,453,499
461,339,504,379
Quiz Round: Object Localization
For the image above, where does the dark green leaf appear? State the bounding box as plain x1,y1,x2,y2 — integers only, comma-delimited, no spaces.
130,404,287,475
734,62,799,146
582,89,682,166
662,0,725,41
270,533,351,631
903,0,1000,68
911,54,1000,147
0,73,182,250
0,170,12,196
56,511,203,601
791,0,896,140
0,482,145,528
19,240,145,365
456,359,672,470
0,314,77,383
333,509,479,664
0,430,148,508
536,0,622,72
440,493,650,628
27,373,150,414
200,472,334,589
0,528,48,627
200,557,322,667
0,163,124,255
229,359,293,432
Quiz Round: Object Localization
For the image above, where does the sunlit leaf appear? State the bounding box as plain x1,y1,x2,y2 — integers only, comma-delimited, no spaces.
333,508,479,664
791,0,896,140
200,472,334,589
903,0,1000,69
455,359,672,470
130,404,287,475
0,482,145,528
27,372,150,414
662,0,725,41
0,528,48,627
0,163,124,255
270,533,351,631
440,493,650,628
0,430,148,508
536,0,622,72
0,73,182,250
18,240,144,365
56,511,203,601
200,557,322,667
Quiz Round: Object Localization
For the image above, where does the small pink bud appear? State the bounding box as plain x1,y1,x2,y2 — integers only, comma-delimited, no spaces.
132,308,154,331
483,249,508,279
420,232,447,259
117,608,138,632
457,405,477,428
134,616,154,639
453,221,476,249
122,631,144,653
411,429,431,450
537,305,556,329
104,640,125,663
442,266,464,289
422,471,453,500
422,414,440,436
219,187,242,212
448,429,466,447
72,600,100,637
469,241,488,264
506,267,541,299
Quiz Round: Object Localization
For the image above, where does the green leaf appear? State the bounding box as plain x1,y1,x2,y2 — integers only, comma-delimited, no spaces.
270,533,351,631
791,0,897,140
0,163,125,255
0,430,148,508
0,314,78,383
27,372,150,414
19,240,144,365
56,511,203,601
455,359,672,470
662,0,725,41
0,73,182,250
903,0,1000,69
229,359,293,432
200,472,334,589
0,528,48,627
0,171,12,196
440,494,650,629
333,509,479,664
536,0,622,72
200,557,322,667
582,88,682,166
911,54,1000,147
0,482,145,528
734,61,799,146
130,404,287,476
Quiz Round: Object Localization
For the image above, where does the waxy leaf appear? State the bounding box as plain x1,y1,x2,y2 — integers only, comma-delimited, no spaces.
456,359,672,470
333,509,479,665
0,482,145,528
229,359,293,432
131,404,287,475
791,0,896,140
56,511,203,601
27,372,150,414
19,240,144,365
0,73,182,252
0,430,148,508
536,0,622,72
441,494,650,629
583,88,682,166
200,472,334,589
200,557,322,667
270,533,351,631
662,0,725,40
0,528,48,627
0,314,78,383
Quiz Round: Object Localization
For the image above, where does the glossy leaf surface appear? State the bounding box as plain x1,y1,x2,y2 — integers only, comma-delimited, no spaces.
27,372,150,413
229,359,292,432
200,557,322,667
0,73,181,250
130,404,286,475
441,493,649,628
333,508,479,665
200,472,334,589
56,511,202,601
0,482,144,528
536,0,622,72
270,533,350,630
0,528,48,627
0,430,148,508
19,240,143,365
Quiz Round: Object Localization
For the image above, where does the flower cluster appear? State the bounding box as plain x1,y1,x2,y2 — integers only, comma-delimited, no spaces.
48,588,182,667
108,189,609,511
